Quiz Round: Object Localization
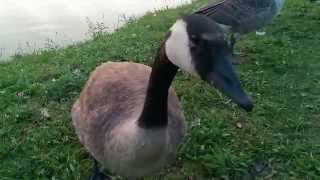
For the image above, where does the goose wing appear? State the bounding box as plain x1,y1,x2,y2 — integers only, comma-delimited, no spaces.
195,0,277,33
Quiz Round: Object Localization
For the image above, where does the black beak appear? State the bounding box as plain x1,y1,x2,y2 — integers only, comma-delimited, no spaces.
206,53,253,112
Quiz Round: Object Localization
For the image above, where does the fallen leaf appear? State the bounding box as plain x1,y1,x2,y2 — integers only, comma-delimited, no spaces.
40,108,50,119
16,92,24,97
256,31,266,36
236,122,243,129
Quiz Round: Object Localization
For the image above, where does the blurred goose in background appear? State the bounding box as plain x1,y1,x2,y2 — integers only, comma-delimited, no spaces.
195,0,285,52
72,15,253,179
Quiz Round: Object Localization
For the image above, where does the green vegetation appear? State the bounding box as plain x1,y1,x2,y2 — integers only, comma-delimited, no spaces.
1,0,319,179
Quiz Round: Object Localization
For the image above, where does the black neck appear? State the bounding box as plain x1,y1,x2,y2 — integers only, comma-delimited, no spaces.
138,43,178,129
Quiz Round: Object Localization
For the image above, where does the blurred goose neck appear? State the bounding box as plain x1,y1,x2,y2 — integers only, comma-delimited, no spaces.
138,42,178,129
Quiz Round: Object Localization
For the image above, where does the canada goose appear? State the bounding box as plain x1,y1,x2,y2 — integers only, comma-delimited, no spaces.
71,15,253,179
195,0,285,51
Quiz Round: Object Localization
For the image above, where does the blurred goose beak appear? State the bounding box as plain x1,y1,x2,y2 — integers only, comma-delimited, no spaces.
206,52,253,112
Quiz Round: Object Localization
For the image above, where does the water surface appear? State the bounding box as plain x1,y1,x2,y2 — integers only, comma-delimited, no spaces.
0,0,191,61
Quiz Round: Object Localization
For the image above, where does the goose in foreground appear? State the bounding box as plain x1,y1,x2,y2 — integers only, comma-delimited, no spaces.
195,0,285,51
71,15,253,179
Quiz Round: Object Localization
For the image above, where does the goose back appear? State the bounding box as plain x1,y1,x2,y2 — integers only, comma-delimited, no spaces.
195,0,285,33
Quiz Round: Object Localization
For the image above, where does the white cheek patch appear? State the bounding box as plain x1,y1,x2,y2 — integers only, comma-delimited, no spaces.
165,20,197,75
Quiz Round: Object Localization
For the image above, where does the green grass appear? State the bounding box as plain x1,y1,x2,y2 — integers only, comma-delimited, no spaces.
1,0,320,179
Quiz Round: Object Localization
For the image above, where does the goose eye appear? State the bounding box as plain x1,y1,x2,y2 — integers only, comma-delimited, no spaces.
190,35,200,45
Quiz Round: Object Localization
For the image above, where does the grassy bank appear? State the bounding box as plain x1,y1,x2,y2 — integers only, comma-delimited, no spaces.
1,0,320,179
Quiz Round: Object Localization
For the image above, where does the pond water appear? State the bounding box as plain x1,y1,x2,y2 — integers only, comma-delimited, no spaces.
0,0,192,61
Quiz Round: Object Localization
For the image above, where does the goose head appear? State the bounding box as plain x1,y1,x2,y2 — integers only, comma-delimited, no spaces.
165,15,253,111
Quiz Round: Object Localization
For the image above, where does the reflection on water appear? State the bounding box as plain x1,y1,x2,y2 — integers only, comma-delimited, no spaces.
0,0,191,61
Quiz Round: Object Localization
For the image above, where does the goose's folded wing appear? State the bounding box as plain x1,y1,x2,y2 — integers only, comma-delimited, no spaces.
195,0,275,32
